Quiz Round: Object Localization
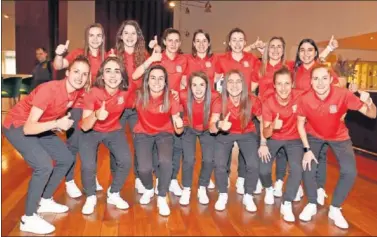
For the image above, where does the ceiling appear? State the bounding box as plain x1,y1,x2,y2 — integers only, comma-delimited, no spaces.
317,32,377,51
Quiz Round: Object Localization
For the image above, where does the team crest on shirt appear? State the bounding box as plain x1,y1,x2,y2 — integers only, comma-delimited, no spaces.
66,101,73,108
292,104,297,113
205,61,212,68
329,105,338,114
117,96,124,105
176,65,182,73
243,61,250,68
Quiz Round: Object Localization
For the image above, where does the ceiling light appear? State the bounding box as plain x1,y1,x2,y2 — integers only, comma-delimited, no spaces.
4,14,9,19
169,1,176,8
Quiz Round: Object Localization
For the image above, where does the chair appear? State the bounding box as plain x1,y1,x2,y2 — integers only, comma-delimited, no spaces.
1,76,22,113
19,76,33,99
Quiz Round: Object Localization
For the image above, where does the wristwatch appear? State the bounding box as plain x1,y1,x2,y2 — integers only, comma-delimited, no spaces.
303,147,311,153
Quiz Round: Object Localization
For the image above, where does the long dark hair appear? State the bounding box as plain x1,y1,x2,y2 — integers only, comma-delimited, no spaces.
221,70,251,129
294,39,319,71
115,20,146,68
225,28,246,52
187,71,212,128
138,65,170,112
93,57,128,91
191,29,213,58
84,23,106,62
162,28,183,54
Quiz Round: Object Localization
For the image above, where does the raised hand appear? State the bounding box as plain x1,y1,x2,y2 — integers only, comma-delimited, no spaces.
55,40,69,56
273,113,283,130
56,112,74,131
148,35,158,49
219,112,232,131
328,35,339,50
95,101,109,121
173,116,183,129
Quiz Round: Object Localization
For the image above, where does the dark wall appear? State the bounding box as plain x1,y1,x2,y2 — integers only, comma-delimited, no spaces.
95,0,174,51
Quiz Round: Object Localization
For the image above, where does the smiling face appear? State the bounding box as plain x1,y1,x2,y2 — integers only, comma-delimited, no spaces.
226,73,243,97
268,38,284,61
191,76,206,100
274,73,293,100
311,67,333,96
229,32,246,53
148,68,166,93
102,60,122,89
66,61,90,90
88,27,104,50
193,33,209,55
299,42,317,65
164,32,181,54
122,24,138,48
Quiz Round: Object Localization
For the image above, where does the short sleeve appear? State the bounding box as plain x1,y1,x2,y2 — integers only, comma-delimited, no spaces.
31,85,53,111
296,97,307,117
251,96,262,117
65,48,84,64
251,70,259,83
262,102,273,123
170,95,181,115
330,69,339,85
124,90,137,109
214,57,224,74
345,90,364,111
211,93,222,114
82,90,97,111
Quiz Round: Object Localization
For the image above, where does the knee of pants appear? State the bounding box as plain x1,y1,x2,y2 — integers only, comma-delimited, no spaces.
159,158,172,168
116,157,131,170
81,162,96,174
138,167,153,175
57,154,75,167
183,156,195,167
35,163,53,177
289,163,303,176
259,164,272,177
246,163,259,174
214,162,227,173
341,166,357,179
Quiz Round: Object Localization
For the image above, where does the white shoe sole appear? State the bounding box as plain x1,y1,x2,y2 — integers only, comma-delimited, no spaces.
20,223,55,235
107,198,129,210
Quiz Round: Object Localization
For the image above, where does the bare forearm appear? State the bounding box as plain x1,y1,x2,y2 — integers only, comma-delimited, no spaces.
81,112,98,131
298,123,309,148
132,57,154,80
23,120,57,135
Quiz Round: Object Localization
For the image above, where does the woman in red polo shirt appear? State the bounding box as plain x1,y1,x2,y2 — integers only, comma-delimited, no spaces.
178,71,221,205
111,20,162,195
134,65,183,216
79,57,135,215
53,23,106,198
209,69,263,212
2,56,91,235
260,67,306,222
297,64,376,229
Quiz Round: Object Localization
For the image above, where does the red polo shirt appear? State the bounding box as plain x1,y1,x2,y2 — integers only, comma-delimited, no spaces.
82,87,135,132
215,52,260,91
262,89,304,140
184,54,219,90
294,62,339,91
297,86,364,141
66,48,102,83
223,95,262,134
180,90,221,131
134,92,181,135
3,79,80,129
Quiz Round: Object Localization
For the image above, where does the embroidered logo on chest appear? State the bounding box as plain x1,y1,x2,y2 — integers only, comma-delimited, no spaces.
117,96,124,105
205,61,212,68
67,101,74,108
329,105,338,114
292,104,297,113
176,65,182,73
243,61,250,68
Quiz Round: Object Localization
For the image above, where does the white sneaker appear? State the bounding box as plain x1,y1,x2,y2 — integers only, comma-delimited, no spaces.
135,178,146,194
264,187,275,205
20,213,55,234
294,185,304,202
96,177,103,191
215,193,228,211
107,189,129,209
197,186,209,205
154,178,159,195
329,206,349,229
236,177,245,195
179,188,191,206
140,189,154,205
157,196,170,216
37,198,69,214
65,180,82,198
254,179,264,194
317,188,328,206
82,195,97,215
207,179,215,189
169,179,183,196
243,194,257,212
280,201,295,222
299,203,317,222
273,179,284,197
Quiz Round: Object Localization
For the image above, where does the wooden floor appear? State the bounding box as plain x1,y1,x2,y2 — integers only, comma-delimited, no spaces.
2,128,377,236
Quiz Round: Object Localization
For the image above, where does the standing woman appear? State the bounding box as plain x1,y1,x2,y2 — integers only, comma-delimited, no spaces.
2,56,91,234
260,67,305,222
79,57,135,215
53,23,106,197
134,65,183,216
297,64,376,229
210,70,263,212
179,71,221,206
112,20,162,194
